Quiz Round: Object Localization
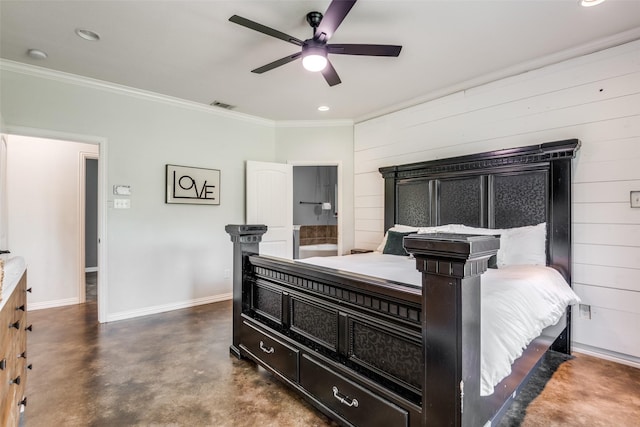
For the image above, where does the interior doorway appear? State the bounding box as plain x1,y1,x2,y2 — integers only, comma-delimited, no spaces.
293,165,338,259
289,160,342,258
5,130,105,319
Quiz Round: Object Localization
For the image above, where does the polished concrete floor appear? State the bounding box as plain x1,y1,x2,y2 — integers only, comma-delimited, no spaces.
24,300,640,427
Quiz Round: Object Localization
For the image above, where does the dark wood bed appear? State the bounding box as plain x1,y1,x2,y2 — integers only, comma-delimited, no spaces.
226,139,580,427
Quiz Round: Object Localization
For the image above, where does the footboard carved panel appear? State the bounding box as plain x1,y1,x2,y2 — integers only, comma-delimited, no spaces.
290,297,339,351
348,318,423,392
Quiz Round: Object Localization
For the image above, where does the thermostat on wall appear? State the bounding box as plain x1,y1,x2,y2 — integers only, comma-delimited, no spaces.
113,185,131,196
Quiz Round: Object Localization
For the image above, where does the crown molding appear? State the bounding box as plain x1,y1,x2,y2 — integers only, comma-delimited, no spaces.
0,59,275,127
275,119,353,128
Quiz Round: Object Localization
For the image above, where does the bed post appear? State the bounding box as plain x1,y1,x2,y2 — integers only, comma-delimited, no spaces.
404,233,499,427
225,224,268,359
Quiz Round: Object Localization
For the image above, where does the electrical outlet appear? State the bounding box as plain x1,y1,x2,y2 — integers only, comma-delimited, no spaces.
224,269,231,279
631,191,640,208
579,304,591,320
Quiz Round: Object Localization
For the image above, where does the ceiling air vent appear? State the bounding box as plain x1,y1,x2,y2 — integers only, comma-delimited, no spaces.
210,100,236,110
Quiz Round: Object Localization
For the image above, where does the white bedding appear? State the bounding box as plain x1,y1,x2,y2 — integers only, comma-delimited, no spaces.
297,253,580,396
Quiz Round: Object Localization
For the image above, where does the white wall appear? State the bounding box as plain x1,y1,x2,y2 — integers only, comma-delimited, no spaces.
0,64,276,321
7,135,98,307
354,40,640,364
0,113,7,250
275,123,354,253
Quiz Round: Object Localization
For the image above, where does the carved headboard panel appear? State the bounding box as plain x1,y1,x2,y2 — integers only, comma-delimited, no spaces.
379,139,580,281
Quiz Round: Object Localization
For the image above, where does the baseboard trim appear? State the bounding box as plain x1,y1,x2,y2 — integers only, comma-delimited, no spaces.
28,297,80,311
106,293,232,323
572,343,640,369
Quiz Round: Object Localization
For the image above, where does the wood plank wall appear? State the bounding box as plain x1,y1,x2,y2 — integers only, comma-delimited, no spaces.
353,39,640,363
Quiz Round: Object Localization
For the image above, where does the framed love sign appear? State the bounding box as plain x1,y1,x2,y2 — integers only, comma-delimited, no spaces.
166,164,220,205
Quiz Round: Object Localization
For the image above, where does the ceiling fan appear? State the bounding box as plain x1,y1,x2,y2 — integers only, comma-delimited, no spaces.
229,0,402,86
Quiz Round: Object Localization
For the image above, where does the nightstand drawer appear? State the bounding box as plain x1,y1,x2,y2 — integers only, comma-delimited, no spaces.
240,320,298,383
300,354,408,427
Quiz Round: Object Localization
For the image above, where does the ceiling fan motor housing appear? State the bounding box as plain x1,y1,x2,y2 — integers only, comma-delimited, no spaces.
306,11,323,28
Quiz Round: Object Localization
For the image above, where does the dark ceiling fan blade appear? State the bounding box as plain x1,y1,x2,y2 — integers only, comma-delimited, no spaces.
251,52,302,74
315,0,357,42
321,60,342,87
328,44,402,57
229,15,304,46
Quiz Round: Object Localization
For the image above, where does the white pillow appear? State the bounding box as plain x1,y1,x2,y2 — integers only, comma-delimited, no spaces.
417,225,451,234
416,223,546,268
500,223,546,267
375,224,419,252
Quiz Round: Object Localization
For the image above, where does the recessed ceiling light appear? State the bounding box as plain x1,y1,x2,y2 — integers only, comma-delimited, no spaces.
580,0,606,7
75,28,100,41
27,49,48,60
318,106,330,112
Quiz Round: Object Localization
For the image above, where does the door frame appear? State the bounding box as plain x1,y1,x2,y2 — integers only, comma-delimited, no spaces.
5,125,109,323
288,160,343,256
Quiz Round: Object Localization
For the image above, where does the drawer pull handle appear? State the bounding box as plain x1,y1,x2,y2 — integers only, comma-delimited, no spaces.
10,376,21,385
10,321,20,330
332,386,359,408
259,341,274,354
16,304,25,312
0,359,6,370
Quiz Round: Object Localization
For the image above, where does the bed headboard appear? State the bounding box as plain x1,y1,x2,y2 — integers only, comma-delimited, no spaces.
379,139,580,282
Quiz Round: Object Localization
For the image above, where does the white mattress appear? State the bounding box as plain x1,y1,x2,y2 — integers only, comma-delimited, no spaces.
298,253,580,396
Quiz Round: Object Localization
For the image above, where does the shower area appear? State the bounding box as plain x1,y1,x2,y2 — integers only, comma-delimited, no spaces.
293,165,338,259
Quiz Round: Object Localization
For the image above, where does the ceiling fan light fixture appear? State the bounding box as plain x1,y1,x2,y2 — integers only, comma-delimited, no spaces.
302,46,327,72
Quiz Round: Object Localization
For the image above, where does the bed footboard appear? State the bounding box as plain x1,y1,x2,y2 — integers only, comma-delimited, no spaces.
227,225,508,427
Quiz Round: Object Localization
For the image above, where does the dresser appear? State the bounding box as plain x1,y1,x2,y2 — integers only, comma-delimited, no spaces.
0,270,28,426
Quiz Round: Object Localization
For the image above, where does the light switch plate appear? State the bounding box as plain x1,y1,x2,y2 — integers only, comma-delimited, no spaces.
631,191,640,208
114,199,130,209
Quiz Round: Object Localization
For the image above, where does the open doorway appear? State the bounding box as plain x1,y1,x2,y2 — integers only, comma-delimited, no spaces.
291,164,339,259
5,132,103,317
246,160,343,259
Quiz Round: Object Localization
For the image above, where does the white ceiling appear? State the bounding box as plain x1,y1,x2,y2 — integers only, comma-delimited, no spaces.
1,1,640,122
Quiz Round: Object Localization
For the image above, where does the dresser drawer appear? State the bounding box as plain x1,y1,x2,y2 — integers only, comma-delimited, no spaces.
300,354,408,427
240,320,299,383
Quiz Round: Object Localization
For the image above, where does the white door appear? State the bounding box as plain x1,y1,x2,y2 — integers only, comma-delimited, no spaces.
246,161,293,258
